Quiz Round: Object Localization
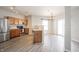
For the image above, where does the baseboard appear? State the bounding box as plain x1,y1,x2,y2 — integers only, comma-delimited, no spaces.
72,39,79,43
64,49,71,52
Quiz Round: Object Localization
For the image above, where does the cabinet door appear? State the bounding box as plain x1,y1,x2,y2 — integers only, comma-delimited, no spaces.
19,19,22,24
25,19,28,25
24,28,29,34
34,31,42,43
14,18,19,25
8,18,15,25
21,19,28,25
24,16,28,25
34,32,38,43
38,31,42,42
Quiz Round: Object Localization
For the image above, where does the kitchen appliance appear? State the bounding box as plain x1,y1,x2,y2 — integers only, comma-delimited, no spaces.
17,26,23,29
0,18,10,42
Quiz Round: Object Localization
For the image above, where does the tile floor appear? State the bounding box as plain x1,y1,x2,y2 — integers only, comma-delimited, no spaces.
0,34,79,52
71,40,79,52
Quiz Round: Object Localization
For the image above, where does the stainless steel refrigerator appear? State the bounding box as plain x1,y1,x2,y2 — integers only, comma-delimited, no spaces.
0,18,10,42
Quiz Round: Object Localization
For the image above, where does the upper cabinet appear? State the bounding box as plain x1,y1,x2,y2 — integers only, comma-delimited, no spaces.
19,19,28,26
24,16,28,25
19,19,23,24
5,16,28,26
23,19,28,25
14,18,19,25
8,17,19,25
7,17,15,25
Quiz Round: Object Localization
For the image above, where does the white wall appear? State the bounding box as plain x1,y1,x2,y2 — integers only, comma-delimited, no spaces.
31,15,44,31
31,15,42,27
48,19,57,34
71,7,79,42
65,6,71,51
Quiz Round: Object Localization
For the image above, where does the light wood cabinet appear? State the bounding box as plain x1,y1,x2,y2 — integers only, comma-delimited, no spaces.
14,18,19,25
19,19,28,26
6,16,28,25
19,19,23,24
24,16,28,26
7,17,15,25
6,17,19,25
21,19,28,25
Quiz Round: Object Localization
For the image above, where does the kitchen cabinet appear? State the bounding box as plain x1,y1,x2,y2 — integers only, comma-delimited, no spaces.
19,19,23,24
10,29,20,39
21,19,28,25
24,16,28,26
24,19,28,25
19,19,28,27
24,28,29,34
7,17,19,25
8,17,15,25
14,18,19,25
5,16,28,25
33,30,42,43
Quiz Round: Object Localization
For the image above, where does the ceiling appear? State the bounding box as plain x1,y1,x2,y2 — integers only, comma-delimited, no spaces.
0,6,65,16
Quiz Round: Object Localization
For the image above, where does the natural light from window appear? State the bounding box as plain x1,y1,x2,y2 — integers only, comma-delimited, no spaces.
42,20,48,31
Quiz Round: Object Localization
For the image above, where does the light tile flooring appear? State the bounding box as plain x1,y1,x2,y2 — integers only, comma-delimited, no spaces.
71,40,79,52
0,34,79,52
0,34,64,52
28,34,64,52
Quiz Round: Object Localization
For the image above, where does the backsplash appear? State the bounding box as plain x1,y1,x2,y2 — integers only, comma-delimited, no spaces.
9,24,26,29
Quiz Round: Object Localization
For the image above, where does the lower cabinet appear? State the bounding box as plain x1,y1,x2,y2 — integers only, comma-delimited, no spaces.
10,29,20,39
24,28,29,34
33,31,42,43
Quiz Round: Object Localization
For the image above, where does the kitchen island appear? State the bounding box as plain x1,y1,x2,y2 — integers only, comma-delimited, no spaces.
33,30,42,43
